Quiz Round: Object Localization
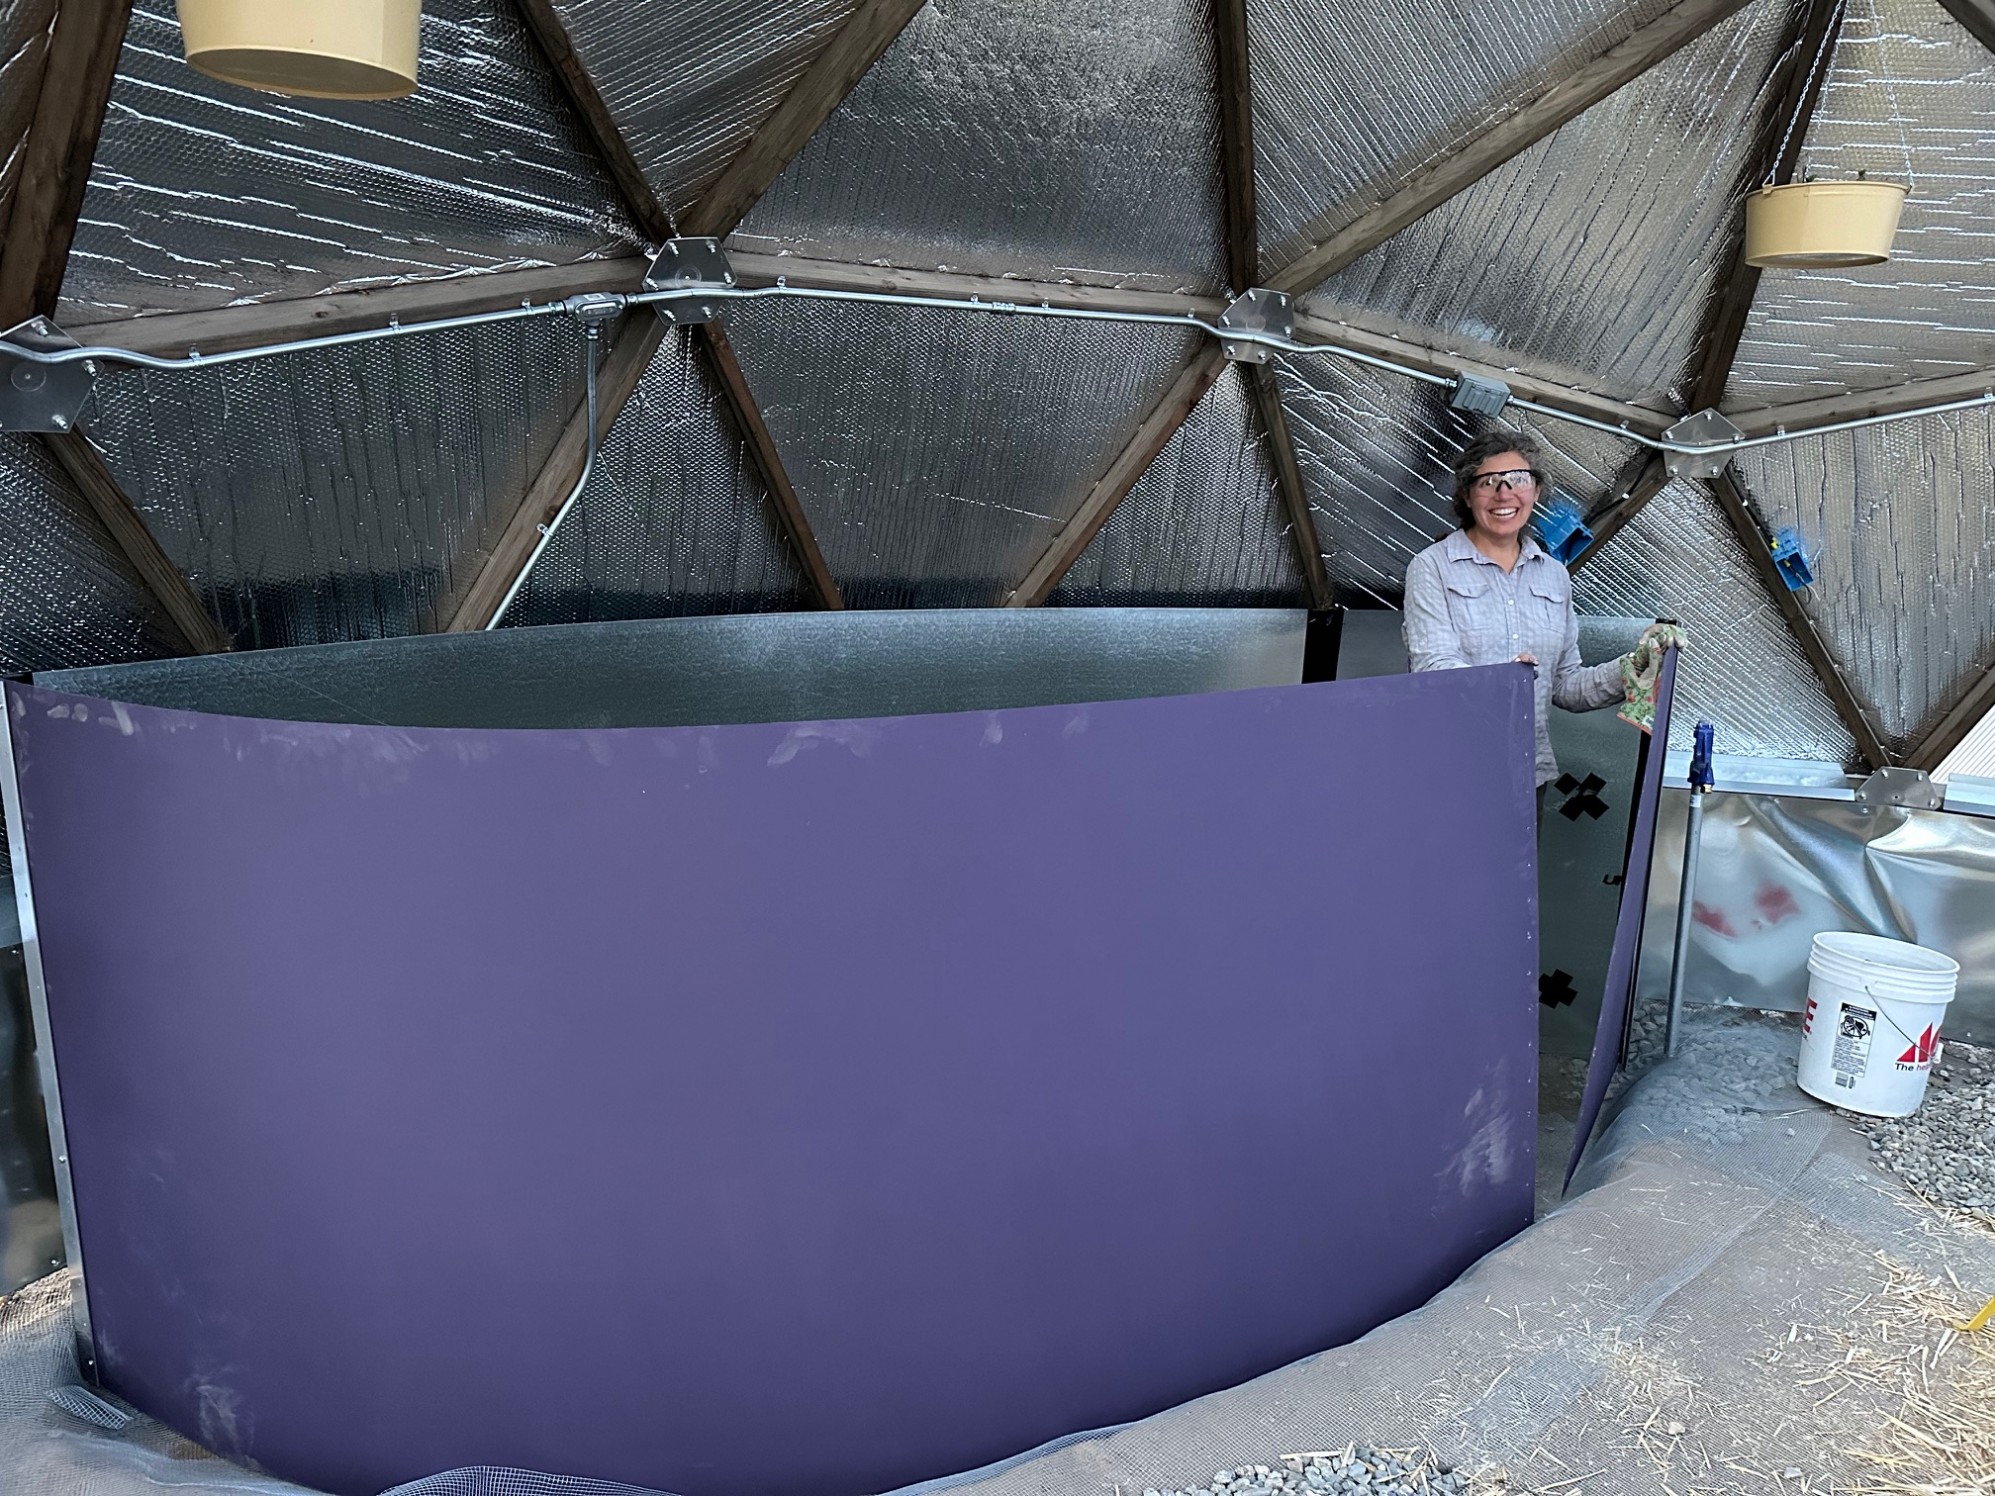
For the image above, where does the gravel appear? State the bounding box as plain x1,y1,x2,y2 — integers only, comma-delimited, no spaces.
1850,1039,1995,1218
1142,1447,1474,1496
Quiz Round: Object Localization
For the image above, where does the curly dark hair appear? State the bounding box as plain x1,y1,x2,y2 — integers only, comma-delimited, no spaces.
1450,430,1546,532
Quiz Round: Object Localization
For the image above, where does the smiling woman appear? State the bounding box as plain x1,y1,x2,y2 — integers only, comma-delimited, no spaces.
1401,431,1634,817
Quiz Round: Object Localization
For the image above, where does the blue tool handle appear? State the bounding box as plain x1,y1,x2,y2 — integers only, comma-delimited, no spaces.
1689,720,1715,791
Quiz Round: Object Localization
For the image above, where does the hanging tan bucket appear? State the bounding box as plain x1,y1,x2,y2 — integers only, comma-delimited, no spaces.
1744,180,1908,269
179,0,422,100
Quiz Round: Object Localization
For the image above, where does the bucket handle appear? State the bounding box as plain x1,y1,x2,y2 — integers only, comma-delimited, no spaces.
1844,981,1942,1058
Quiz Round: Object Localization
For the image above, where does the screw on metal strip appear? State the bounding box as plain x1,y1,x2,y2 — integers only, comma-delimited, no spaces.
0,319,99,433
643,238,737,326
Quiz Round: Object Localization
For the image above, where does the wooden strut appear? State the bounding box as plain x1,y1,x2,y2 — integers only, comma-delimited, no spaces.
1569,452,1671,573
1212,0,1333,609
1265,0,1758,296
1932,0,1995,56
492,0,849,612
1707,466,1893,770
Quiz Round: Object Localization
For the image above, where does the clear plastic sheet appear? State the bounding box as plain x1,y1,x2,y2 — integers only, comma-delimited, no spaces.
1572,475,1858,760
1728,0,1995,406
1269,356,1640,604
1302,0,1793,407
1731,407,1995,753
505,330,811,626
82,315,588,649
0,0,55,231
731,0,1227,294
57,1,633,322
549,0,859,226
0,436,177,676
1048,366,1303,606
720,297,1201,608
1249,0,1682,276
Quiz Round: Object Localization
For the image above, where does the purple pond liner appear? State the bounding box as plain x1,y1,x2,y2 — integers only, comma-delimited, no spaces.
6,669,1540,1496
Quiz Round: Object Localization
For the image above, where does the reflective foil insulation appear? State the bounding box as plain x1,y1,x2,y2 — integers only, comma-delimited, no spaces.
0,0,55,231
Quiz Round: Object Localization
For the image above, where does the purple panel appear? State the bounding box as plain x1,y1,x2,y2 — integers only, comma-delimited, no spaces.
1566,649,1680,1186
5,671,1538,1496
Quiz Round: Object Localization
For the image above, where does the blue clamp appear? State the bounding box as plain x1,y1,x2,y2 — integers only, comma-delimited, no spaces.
1532,494,1593,566
1689,720,1716,792
1770,527,1814,590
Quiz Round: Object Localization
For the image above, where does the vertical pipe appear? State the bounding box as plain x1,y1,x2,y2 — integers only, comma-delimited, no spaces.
1664,721,1717,1058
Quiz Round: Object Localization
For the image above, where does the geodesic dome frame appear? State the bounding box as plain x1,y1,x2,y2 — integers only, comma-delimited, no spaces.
3,0,1993,773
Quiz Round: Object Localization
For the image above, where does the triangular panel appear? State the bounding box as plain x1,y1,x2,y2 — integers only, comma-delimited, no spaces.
1271,356,1642,604
1728,0,1995,406
722,297,1202,608
1731,406,1995,756
0,434,178,674
1049,365,1304,606
58,0,632,322
549,0,862,226
83,315,588,648
1574,475,1857,760
732,0,1227,293
1296,0,1794,407
504,330,812,625
1250,0,1683,274
0,0,55,232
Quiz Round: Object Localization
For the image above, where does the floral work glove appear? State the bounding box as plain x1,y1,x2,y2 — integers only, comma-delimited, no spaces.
1618,622,1690,733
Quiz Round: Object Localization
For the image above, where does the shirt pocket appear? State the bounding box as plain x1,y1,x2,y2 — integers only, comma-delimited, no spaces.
1524,575,1571,653
1442,572,1491,634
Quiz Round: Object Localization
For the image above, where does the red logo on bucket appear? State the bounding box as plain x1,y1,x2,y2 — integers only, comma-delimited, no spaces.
1804,997,1817,1035
1896,1026,1939,1066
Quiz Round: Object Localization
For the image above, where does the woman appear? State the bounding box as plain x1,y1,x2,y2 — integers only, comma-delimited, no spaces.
1402,432,1642,819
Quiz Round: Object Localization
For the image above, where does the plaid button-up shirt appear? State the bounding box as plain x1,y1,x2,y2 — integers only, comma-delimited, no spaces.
1402,529,1624,786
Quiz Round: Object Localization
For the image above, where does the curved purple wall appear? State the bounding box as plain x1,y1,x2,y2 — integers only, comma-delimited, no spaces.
4,670,1538,1496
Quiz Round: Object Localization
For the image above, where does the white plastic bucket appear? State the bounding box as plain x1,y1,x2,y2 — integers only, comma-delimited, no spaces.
1798,932,1959,1117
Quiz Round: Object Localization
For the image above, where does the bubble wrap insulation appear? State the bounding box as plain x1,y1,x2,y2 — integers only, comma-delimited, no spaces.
1728,0,1995,405
1731,407,1995,752
1270,356,1639,605
721,296,1202,609
0,0,54,230
0,436,178,675
1573,476,1857,760
1302,0,1793,408
548,0,859,227
504,330,811,627
1048,366,1304,606
83,315,587,649
55,1,633,323
1248,0,1682,276
731,0,1228,294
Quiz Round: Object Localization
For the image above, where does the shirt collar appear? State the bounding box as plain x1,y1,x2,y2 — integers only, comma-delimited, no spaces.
1447,527,1547,568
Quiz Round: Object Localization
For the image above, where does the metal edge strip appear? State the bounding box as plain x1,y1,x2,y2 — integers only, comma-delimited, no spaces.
0,683,96,1376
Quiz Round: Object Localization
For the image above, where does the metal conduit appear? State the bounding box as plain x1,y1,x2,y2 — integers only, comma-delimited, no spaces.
9,283,1993,460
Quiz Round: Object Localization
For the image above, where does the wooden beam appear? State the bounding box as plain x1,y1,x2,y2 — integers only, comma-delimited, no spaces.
730,250,1229,318
1686,0,1845,412
0,0,133,325
681,0,930,240
64,258,649,357
0,3,55,240
1707,465,1892,770
1290,307,1674,435
1007,346,1229,606
1213,0,1259,294
43,432,229,654
1266,0,1755,296
1933,0,1995,55
1248,363,1333,608
1728,366,1995,437
1907,662,1995,772
443,313,665,632
511,0,672,245
695,321,843,609
1570,452,1671,572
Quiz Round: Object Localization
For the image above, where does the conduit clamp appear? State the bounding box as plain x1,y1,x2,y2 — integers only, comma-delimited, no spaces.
643,238,736,326
1218,288,1293,363
0,318,98,434
1662,408,1745,477
1448,372,1511,418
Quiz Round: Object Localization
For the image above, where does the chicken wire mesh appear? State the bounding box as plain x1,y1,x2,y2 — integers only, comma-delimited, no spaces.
82,315,588,649
720,296,1202,608
56,0,632,323
731,0,1228,293
503,329,811,626
1301,0,1796,408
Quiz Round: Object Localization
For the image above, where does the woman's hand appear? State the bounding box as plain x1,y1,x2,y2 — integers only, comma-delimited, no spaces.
1514,652,1538,665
